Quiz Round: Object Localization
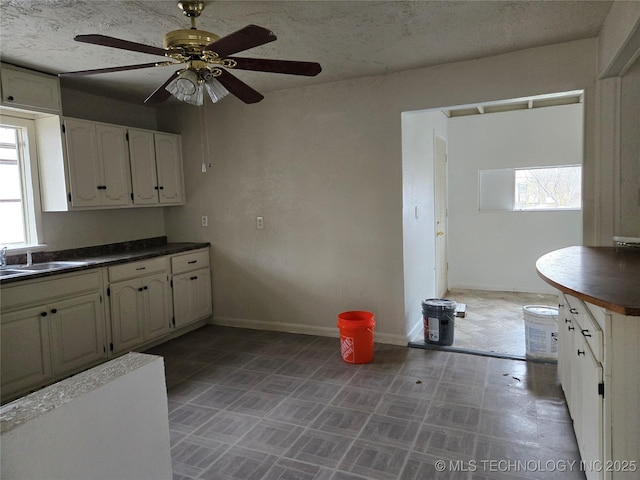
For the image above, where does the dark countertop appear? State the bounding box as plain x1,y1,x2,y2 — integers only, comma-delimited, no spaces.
0,237,210,285
536,246,640,316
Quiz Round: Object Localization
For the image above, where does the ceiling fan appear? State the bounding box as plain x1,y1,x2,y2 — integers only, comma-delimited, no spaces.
59,1,322,105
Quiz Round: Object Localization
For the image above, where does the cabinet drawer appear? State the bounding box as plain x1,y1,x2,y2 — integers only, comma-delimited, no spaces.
1,270,102,312
171,249,210,274
564,294,603,363
108,256,168,282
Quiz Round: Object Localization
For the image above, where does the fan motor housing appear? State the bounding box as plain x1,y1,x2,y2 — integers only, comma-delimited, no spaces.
164,29,220,50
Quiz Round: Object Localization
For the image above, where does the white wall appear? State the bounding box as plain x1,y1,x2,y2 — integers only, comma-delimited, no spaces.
161,39,596,341
401,110,448,340
448,104,583,293
37,89,166,251
1,354,172,480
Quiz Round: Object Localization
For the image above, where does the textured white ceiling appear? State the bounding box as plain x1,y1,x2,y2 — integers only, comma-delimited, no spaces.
0,1,613,104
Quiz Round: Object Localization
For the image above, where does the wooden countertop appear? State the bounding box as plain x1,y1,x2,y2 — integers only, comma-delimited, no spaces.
536,246,640,316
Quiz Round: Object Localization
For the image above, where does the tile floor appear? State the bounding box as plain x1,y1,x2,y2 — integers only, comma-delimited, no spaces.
410,290,559,359
146,325,585,480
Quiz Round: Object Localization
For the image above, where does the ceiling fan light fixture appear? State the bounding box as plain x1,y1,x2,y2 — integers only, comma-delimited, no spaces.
165,69,203,105
204,78,229,103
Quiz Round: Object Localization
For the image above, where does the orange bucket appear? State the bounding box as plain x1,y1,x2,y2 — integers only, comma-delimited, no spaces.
337,311,375,364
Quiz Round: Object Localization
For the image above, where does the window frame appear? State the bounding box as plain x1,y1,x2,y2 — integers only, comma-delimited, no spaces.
0,114,45,252
478,164,582,213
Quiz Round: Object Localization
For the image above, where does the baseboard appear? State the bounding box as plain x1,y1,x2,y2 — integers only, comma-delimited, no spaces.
210,316,407,346
447,284,557,295
407,317,424,342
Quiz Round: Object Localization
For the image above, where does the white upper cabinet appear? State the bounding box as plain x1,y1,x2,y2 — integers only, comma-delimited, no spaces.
64,118,131,208
128,129,159,205
129,128,184,205
37,117,184,211
0,63,61,114
155,133,184,204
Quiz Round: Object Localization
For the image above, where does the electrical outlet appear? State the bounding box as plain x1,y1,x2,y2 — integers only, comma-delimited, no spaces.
256,216,264,229
201,215,208,227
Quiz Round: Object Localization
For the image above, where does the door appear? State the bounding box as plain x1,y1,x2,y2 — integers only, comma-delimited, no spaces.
128,129,159,205
50,293,107,376
144,272,172,341
173,268,212,328
0,305,52,397
96,124,131,206
155,133,184,204
64,118,102,207
110,279,145,353
434,135,448,297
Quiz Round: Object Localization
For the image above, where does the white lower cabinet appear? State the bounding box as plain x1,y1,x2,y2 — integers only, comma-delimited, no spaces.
1,248,212,403
109,259,172,355
172,268,212,329
0,270,107,403
171,248,212,329
558,293,639,480
1,306,53,398
49,292,106,377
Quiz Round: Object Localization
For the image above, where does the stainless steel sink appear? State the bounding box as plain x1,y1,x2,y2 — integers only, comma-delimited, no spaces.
19,261,89,271
0,261,89,277
0,269,32,277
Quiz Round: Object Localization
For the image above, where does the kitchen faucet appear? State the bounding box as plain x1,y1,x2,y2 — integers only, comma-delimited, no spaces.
1,246,7,268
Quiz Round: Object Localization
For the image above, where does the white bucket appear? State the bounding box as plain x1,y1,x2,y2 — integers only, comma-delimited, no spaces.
523,305,558,362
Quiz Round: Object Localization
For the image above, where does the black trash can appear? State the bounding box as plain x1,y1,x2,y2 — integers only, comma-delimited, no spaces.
421,299,457,346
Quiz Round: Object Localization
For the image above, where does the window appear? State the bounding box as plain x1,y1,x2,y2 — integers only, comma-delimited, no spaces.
478,165,582,212
514,166,581,210
0,116,42,248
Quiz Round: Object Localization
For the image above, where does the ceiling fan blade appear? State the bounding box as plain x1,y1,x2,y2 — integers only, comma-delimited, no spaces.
215,70,264,104
227,57,322,76
144,71,180,104
75,34,168,58
204,25,276,57
59,62,174,77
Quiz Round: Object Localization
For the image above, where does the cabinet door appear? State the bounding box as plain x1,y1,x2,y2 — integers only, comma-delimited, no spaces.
64,118,102,207
143,272,172,341
0,305,52,399
191,268,212,322
96,124,131,206
1,66,61,112
576,338,604,480
128,129,159,205
173,268,212,329
49,292,107,377
110,279,145,353
172,271,193,328
154,133,184,204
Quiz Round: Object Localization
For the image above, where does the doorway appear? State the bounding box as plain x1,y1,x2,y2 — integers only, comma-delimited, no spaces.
434,135,448,297
403,91,584,359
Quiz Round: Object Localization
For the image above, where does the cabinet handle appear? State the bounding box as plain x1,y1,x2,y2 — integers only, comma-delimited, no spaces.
187,260,197,264
51,308,57,314
558,303,565,308
568,326,575,331
138,287,143,292
577,349,585,356
159,186,164,190
7,95,14,101
97,185,107,190
564,318,571,324
41,311,47,317
143,286,148,290
581,329,592,337
190,276,198,280
135,267,146,271
569,308,578,314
